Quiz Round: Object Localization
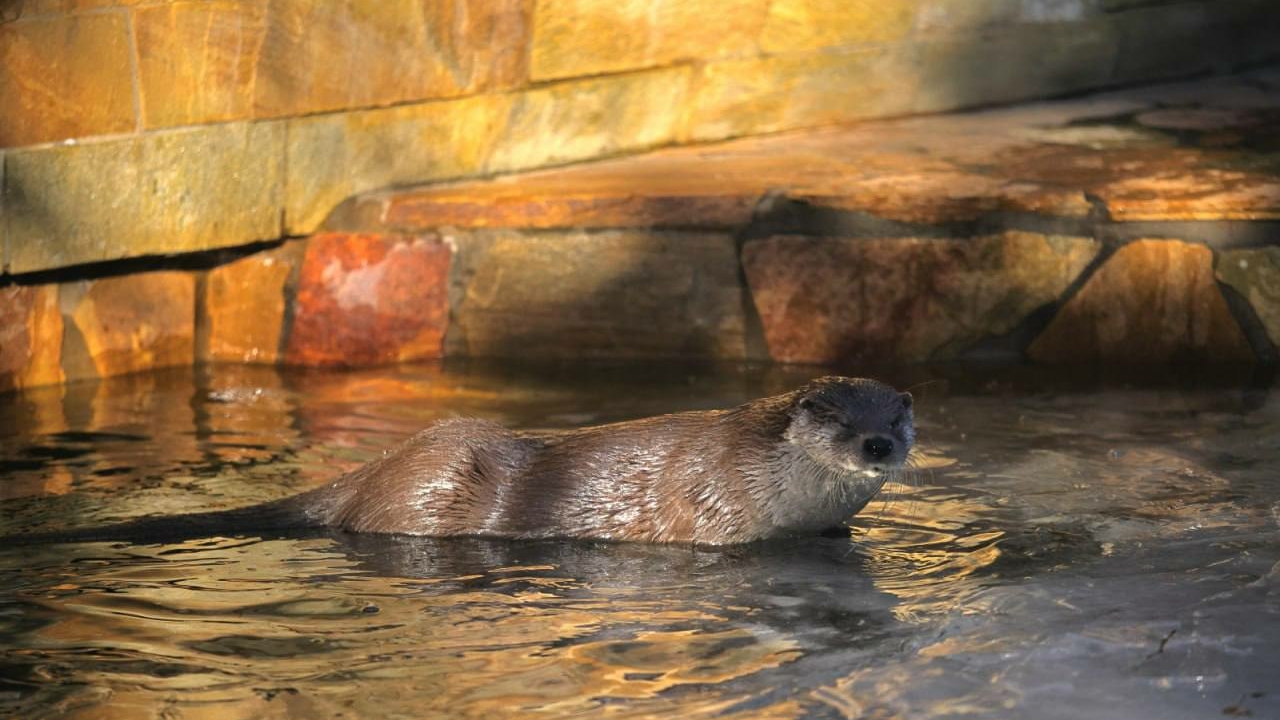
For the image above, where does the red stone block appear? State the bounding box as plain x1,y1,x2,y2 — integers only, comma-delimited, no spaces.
285,232,451,367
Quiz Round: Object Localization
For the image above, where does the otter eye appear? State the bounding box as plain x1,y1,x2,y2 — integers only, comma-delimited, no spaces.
890,417,902,429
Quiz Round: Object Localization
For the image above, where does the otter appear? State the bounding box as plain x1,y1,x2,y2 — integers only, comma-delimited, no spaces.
18,376,915,546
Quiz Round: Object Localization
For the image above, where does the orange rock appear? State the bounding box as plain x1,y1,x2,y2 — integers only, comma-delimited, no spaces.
991,144,1280,221
381,182,758,230
133,0,531,128
134,2,267,127
0,13,134,147
743,232,1098,364
1097,170,1280,221
531,0,767,80
0,284,64,392
285,233,450,366
793,171,1092,224
254,0,531,119
204,244,301,364
685,47,917,142
759,0,915,53
292,67,696,233
285,93,509,235
1029,239,1254,363
69,272,197,378
486,66,695,174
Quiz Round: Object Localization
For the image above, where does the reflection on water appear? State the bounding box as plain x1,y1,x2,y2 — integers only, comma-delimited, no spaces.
0,362,1277,719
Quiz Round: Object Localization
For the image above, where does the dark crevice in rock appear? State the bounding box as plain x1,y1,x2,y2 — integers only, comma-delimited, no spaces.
1215,275,1279,364
441,231,496,359
969,211,1093,238
958,237,1119,364
743,192,1280,252
275,243,308,364
0,238,295,289
192,271,210,364
741,198,958,240
733,192,784,361
959,298,1073,363
1104,220,1280,248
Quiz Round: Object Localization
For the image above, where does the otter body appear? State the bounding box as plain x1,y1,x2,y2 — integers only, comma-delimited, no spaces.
25,377,916,546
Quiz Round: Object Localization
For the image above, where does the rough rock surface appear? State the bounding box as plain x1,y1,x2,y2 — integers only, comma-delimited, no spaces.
1030,239,1254,364
743,232,1099,364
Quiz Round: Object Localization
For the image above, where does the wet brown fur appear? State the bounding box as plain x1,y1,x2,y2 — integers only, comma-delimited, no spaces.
13,377,914,547
277,377,914,545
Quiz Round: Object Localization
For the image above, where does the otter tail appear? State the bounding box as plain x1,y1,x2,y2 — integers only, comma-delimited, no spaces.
5,495,322,546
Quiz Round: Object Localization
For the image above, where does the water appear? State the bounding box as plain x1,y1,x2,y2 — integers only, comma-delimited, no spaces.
0,362,1276,720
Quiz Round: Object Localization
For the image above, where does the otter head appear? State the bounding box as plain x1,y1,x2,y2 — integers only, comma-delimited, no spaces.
784,376,915,478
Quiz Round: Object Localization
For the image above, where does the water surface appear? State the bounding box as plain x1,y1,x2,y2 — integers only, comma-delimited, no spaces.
1,362,1276,719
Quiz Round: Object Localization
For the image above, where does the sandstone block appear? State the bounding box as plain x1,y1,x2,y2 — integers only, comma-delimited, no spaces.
1096,169,1280,222
450,230,745,359
285,94,510,234
1029,239,1253,363
98,0,531,130
0,285,64,392
791,170,1092,224
759,0,915,53
378,175,759,231
915,23,1117,112
743,232,1098,364
1,155,6,270
134,2,268,127
0,13,134,147
914,0,1023,35
1216,247,1280,350
531,0,766,80
1108,2,1211,83
1111,1,1280,84
203,243,302,364
294,69,693,233
18,2,150,11
66,272,196,379
254,0,531,119
285,233,451,367
487,67,695,174
686,47,915,142
5,122,284,273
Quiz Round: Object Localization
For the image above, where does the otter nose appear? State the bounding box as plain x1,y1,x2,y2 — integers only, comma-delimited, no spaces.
863,436,894,461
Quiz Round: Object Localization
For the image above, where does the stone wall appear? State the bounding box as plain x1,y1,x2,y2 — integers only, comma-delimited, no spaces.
2,0,1277,274
3,68,1279,392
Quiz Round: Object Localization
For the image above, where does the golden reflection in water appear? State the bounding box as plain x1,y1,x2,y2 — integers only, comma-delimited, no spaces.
202,365,299,466
11,537,817,720
853,450,1004,624
0,382,69,499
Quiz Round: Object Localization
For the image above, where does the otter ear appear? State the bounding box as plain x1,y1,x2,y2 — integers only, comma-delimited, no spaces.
900,392,913,409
